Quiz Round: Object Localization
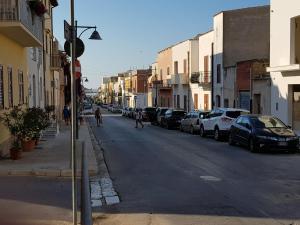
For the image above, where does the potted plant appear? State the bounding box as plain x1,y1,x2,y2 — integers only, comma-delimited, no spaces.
10,139,22,160
28,0,47,17
20,107,49,151
0,107,24,158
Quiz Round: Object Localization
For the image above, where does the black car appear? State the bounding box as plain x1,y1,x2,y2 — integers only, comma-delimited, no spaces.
153,107,169,125
229,115,299,152
142,107,157,122
161,109,186,129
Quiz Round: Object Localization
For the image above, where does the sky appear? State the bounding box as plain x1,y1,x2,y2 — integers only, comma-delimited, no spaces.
53,0,270,89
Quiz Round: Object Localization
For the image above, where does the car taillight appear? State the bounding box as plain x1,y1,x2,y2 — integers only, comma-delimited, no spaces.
221,117,232,122
196,119,199,125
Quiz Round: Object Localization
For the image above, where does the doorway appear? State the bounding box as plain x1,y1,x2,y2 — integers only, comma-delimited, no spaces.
293,85,300,131
253,94,261,114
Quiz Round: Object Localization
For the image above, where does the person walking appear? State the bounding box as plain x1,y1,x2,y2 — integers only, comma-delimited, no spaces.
63,105,70,125
95,107,102,127
135,108,144,128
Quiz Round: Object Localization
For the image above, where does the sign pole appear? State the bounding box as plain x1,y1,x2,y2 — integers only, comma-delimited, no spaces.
70,0,77,224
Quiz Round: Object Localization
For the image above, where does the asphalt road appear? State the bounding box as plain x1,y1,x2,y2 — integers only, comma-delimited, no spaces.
89,111,300,225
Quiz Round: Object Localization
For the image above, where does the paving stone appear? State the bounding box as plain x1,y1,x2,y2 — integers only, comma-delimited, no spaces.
91,199,102,207
105,196,120,205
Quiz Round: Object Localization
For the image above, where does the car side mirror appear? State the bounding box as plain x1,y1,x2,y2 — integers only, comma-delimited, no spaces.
287,125,292,129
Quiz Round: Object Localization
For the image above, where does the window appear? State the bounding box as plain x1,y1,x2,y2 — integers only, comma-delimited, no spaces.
0,65,3,109
18,71,24,105
31,47,37,61
184,95,187,111
224,98,229,108
183,59,187,75
177,95,180,109
216,95,221,107
217,64,221,83
160,69,163,80
167,67,170,75
8,67,13,107
174,61,178,74
174,95,176,108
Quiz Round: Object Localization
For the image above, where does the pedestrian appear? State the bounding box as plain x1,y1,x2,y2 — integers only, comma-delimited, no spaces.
95,107,102,127
63,105,70,125
135,108,144,128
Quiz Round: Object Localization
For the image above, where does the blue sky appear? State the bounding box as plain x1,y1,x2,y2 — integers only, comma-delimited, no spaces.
53,0,270,89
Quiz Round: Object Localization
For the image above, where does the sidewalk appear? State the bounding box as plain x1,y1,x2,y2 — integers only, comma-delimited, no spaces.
0,121,98,177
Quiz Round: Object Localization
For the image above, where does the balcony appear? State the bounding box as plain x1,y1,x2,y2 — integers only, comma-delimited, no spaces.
50,54,62,70
171,73,189,85
0,0,43,47
191,72,211,84
160,79,172,90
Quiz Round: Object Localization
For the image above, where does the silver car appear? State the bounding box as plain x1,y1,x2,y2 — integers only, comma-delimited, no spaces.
180,111,210,134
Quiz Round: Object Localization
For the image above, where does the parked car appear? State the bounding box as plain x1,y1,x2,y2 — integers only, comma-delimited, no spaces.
142,107,157,122
82,103,93,115
229,115,299,152
180,110,210,134
101,103,108,109
111,105,122,113
154,107,169,126
200,108,249,141
127,107,135,118
107,104,114,112
122,107,128,116
161,109,186,129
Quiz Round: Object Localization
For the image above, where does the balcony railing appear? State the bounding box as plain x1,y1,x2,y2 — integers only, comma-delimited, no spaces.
171,73,189,85
0,0,43,46
191,71,211,84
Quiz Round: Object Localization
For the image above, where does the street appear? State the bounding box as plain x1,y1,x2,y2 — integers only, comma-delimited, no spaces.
89,111,300,225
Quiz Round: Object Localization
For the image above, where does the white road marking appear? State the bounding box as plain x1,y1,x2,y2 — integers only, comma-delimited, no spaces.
200,176,222,182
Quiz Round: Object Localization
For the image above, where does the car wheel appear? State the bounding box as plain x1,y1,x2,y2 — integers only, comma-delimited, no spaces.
200,125,205,137
249,138,258,153
214,127,220,141
228,133,236,146
190,126,194,135
180,125,183,132
166,123,170,130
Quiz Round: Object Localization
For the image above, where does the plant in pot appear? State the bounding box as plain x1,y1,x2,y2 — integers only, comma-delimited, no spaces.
25,107,49,145
0,107,24,159
10,139,22,160
28,0,47,17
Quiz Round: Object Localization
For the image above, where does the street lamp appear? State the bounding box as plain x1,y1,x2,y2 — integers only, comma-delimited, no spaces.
69,2,102,224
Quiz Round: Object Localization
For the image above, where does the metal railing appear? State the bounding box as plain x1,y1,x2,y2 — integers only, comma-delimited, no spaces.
171,73,189,85
0,0,43,42
191,71,211,84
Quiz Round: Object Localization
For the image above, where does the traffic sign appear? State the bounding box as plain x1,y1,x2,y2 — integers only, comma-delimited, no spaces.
64,20,72,42
64,38,85,58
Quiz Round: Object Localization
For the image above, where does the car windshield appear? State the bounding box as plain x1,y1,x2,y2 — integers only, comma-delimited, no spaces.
226,111,247,118
144,108,156,112
161,109,168,114
84,105,92,109
173,111,185,116
251,116,287,128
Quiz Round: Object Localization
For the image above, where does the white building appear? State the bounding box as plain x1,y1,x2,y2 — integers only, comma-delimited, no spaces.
171,39,196,111
190,31,213,111
27,47,44,108
267,0,300,134
213,6,270,108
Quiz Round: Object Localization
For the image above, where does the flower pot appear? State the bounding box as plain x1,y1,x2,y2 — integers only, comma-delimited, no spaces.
10,148,22,160
21,139,35,152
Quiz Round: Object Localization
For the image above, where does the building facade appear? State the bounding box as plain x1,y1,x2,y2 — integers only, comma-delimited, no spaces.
213,6,270,109
267,0,300,134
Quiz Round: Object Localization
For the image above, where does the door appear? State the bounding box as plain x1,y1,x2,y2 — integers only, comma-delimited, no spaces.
293,85,300,131
239,117,252,145
253,94,261,114
204,94,209,110
194,94,198,110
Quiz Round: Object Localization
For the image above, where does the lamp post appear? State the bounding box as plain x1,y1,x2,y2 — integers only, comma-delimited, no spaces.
69,2,102,225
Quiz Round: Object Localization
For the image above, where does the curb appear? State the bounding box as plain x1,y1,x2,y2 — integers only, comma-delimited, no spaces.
0,168,97,178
